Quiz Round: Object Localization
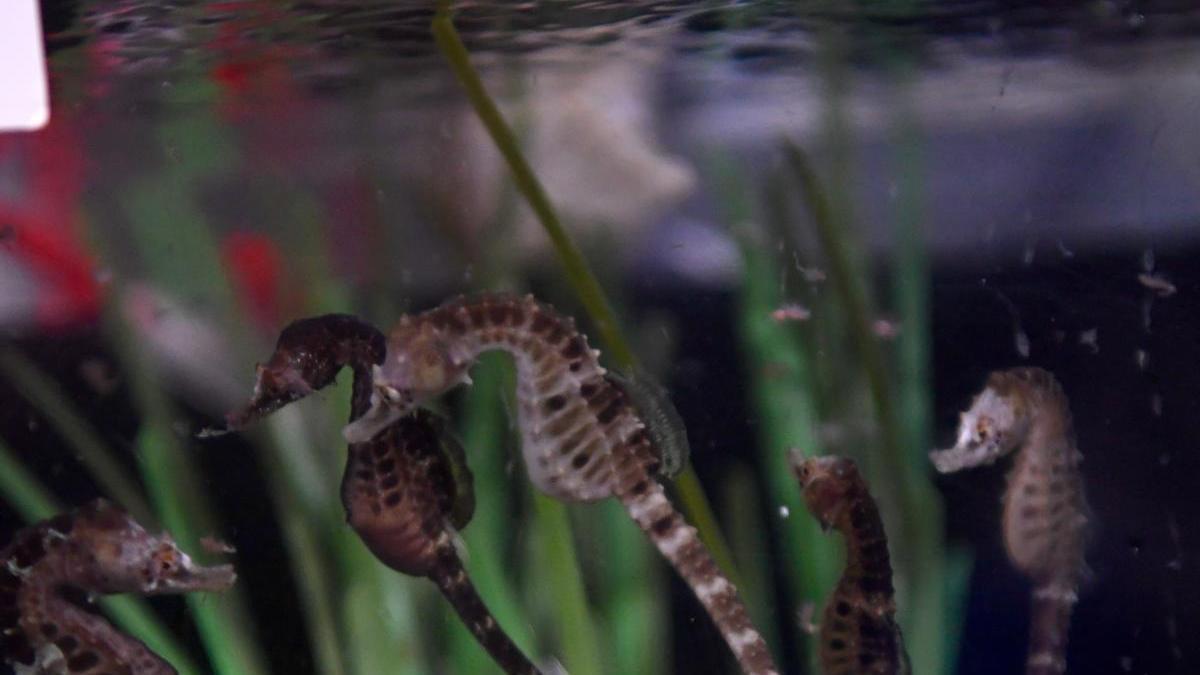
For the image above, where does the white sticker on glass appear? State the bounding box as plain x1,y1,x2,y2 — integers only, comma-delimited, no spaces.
0,0,51,132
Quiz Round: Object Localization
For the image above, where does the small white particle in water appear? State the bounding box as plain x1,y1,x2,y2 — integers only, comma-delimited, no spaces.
778,505,790,519
1056,240,1075,258
1078,328,1099,354
1120,656,1133,671
1135,349,1149,370
1015,329,1030,358
1151,393,1163,417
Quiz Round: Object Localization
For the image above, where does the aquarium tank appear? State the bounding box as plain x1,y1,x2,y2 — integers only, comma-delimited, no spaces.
1,1,1196,674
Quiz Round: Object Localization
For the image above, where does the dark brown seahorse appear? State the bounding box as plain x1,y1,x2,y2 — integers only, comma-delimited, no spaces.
930,367,1089,675
341,293,778,675
790,453,909,675
0,499,235,675
225,313,541,675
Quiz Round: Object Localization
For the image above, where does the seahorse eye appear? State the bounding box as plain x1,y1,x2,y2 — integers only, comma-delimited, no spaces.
798,463,812,484
153,544,179,574
976,416,994,442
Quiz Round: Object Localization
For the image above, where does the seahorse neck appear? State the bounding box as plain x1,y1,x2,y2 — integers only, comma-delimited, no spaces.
837,482,895,600
17,558,167,674
459,333,548,380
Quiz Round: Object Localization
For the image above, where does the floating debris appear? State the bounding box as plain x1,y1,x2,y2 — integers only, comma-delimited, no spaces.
800,267,826,284
771,303,811,323
1078,328,1099,354
1135,349,1149,371
1015,329,1031,359
793,254,826,284
872,318,900,340
1138,273,1176,298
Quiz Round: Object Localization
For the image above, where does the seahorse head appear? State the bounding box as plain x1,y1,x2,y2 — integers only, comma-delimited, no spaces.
929,379,1029,473
65,499,236,595
790,453,858,532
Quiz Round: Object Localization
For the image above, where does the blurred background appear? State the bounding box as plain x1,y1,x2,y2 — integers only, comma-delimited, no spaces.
2,1,1198,674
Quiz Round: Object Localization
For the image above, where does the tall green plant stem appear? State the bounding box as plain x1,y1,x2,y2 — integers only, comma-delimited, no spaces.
783,140,945,673
430,0,739,585
0,347,153,524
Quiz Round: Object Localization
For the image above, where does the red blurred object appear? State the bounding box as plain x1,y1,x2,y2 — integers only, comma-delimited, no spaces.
0,112,101,332
0,218,102,331
220,231,282,331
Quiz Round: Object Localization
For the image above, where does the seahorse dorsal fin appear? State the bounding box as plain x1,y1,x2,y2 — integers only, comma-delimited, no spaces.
423,411,476,530
608,368,690,479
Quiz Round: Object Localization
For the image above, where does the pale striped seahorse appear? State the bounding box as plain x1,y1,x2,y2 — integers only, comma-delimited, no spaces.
343,292,779,675
930,367,1089,675
226,313,542,675
1,499,235,675
790,453,909,675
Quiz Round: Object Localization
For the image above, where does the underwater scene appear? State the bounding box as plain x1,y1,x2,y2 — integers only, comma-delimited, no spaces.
1,1,1197,674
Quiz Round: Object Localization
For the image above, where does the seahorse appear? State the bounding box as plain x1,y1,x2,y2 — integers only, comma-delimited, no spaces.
342,293,778,675
226,313,542,675
929,367,1089,675
0,499,235,675
790,453,909,675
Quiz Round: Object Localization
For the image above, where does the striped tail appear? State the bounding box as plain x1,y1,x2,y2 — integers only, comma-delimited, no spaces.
1026,579,1076,675
429,539,542,675
619,480,779,675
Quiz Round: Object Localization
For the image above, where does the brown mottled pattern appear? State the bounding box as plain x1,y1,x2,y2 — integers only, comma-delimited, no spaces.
227,314,541,675
1,500,235,675
937,368,1088,675
792,456,909,675
343,412,537,675
385,293,779,675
